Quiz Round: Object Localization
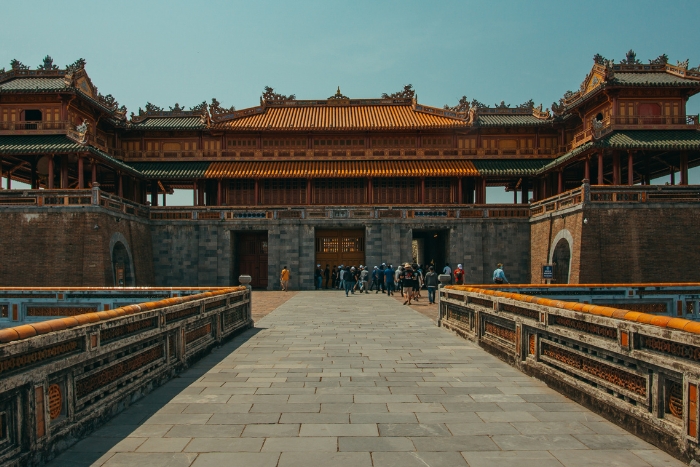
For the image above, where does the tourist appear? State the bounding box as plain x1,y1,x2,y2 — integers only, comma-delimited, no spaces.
338,264,345,290
379,263,387,294
331,265,338,289
454,263,464,285
384,264,395,296
413,263,422,299
315,264,323,290
324,264,331,289
360,266,370,294
400,263,416,305
370,266,379,292
345,266,356,296
443,263,452,284
493,263,509,284
395,264,403,297
425,266,438,304
280,266,290,292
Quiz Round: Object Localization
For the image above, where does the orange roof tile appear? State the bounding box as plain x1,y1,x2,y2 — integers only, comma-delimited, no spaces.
215,104,467,131
205,160,477,179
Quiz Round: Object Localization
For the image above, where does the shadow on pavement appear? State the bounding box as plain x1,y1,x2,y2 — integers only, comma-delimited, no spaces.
46,326,263,467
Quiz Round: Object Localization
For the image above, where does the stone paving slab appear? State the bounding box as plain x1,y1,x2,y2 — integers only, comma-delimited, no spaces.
47,292,687,467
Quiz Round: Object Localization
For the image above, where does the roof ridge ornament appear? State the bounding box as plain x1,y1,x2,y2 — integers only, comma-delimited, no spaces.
381,84,415,99
328,86,348,99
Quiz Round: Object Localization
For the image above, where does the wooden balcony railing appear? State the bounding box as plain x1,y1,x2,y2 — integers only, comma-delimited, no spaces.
0,121,69,132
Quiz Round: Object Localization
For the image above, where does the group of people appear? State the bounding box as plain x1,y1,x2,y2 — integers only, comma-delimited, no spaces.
281,262,510,296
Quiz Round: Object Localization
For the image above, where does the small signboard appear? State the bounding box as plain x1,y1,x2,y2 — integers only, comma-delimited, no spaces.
542,265,554,280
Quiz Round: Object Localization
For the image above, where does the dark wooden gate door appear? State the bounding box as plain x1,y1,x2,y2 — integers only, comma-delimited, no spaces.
315,229,365,270
238,233,268,288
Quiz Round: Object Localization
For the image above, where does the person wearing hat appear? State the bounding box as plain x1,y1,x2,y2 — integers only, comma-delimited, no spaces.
493,263,509,284
315,264,323,290
454,263,465,285
360,265,370,294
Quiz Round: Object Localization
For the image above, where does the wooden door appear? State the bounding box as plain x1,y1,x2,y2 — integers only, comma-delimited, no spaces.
238,233,268,288
315,229,365,270
638,103,662,124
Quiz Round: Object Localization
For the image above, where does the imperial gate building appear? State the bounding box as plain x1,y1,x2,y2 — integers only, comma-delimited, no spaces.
1,51,700,292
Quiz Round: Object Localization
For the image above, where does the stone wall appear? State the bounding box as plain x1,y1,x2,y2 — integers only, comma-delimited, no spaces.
150,218,531,289
0,207,154,287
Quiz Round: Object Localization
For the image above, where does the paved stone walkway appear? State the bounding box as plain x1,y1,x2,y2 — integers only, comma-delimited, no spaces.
49,292,685,467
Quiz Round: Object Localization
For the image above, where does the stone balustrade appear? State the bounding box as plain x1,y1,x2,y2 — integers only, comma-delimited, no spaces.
439,285,700,462
0,286,251,466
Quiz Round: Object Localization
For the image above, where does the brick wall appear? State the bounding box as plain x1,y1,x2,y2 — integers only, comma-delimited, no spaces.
0,208,154,287
531,203,700,284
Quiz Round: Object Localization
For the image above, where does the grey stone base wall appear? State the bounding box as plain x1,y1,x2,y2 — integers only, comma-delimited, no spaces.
151,218,530,289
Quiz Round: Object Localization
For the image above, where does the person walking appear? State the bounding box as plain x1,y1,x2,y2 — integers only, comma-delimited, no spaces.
370,266,379,292
395,265,403,297
384,264,395,296
338,265,345,290
315,264,323,290
454,263,464,285
331,265,338,289
400,263,416,305
412,263,422,300
324,264,331,289
493,263,509,284
425,266,438,304
280,266,290,292
379,263,387,294
344,266,356,296
360,266,370,294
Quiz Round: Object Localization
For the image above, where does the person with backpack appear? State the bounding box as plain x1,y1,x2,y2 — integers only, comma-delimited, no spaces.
454,263,464,285
424,266,438,304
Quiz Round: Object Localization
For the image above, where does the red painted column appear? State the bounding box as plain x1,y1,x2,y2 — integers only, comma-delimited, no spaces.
48,156,54,189
421,177,426,204
584,157,590,182
612,152,621,185
254,179,259,206
198,180,205,206
597,151,604,185
457,177,463,204
217,179,223,206
481,178,487,204
557,171,563,194
78,156,84,189
306,178,312,205
521,178,528,204
91,160,97,186
680,152,689,185
118,174,124,198
367,178,373,204
627,151,634,185
193,180,198,206
150,180,158,206
60,156,68,188
513,189,517,204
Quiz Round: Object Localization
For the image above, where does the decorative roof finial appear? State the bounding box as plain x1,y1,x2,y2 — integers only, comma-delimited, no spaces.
328,87,348,99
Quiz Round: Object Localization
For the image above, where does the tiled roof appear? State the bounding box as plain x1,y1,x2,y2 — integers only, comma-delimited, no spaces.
0,77,69,91
598,130,700,149
540,142,593,172
0,135,84,154
128,162,210,179
475,115,549,127
0,135,142,177
217,104,467,131
205,160,478,178
472,160,550,176
611,73,700,87
130,117,205,130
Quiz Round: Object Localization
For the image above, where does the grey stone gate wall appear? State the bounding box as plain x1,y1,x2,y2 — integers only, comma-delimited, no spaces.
150,218,531,288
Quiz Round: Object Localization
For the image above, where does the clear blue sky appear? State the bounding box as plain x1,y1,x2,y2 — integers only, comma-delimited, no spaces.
1,0,699,202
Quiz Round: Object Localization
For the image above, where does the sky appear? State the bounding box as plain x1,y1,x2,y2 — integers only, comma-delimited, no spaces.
1,0,699,203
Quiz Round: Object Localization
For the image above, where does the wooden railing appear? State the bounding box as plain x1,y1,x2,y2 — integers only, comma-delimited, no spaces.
0,287,251,465
0,121,69,132
530,186,585,216
439,286,700,462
